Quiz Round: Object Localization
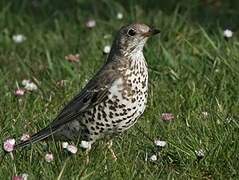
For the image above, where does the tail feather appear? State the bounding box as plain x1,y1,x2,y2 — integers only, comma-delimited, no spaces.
14,126,59,150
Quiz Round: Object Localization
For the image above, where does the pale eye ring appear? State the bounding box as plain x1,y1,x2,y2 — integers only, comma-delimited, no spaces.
127,29,136,36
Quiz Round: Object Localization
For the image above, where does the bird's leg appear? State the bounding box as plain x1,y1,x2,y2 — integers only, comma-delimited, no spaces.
107,140,117,161
85,148,90,165
80,140,92,165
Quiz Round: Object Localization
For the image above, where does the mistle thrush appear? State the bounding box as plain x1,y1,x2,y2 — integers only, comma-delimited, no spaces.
14,23,160,150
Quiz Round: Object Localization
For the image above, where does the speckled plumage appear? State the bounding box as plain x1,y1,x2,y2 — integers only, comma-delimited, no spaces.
15,23,160,150
59,49,148,143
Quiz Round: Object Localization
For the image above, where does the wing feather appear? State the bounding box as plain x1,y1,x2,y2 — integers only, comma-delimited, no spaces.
14,64,119,150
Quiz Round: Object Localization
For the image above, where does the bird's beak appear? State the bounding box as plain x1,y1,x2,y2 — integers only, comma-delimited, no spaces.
143,28,160,37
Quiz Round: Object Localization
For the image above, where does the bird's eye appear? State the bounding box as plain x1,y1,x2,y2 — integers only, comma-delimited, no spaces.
127,29,136,36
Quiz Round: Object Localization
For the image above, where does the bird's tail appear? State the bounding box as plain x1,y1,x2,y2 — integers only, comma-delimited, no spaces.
14,126,59,150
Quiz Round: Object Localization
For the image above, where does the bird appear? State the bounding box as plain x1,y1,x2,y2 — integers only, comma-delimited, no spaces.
14,23,160,151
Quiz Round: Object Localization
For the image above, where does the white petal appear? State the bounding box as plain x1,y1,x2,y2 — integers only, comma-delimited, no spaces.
195,149,205,157
12,34,26,43
80,140,91,149
86,19,96,28
149,154,157,162
154,140,167,147
22,173,29,180
62,142,69,149
202,111,209,118
24,82,38,91
103,45,111,54
117,12,123,19
223,29,233,38
20,133,30,141
22,79,31,86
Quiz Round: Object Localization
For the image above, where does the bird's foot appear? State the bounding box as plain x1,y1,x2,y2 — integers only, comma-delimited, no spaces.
80,140,92,165
107,140,117,161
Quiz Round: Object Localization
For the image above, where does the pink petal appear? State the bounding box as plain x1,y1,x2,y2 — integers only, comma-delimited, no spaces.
15,89,25,96
45,153,54,162
66,144,78,154
3,138,15,152
161,113,174,121
12,174,28,180
65,54,80,63
12,176,24,180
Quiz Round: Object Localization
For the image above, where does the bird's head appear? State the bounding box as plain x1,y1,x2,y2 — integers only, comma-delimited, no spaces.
112,23,160,55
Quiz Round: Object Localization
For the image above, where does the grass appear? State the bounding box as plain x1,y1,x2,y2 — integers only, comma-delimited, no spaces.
0,0,239,179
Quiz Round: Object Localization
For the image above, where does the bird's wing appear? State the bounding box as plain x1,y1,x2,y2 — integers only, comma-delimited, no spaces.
51,77,111,128
14,64,119,149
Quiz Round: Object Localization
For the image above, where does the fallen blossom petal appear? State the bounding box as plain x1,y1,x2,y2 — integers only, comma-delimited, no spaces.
154,139,167,147
215,69,220,73
103,34,111,39
22,79,31,86
45,153,54,162
195,149,205,158
15,89,25,96
161,113,174,121
65,54,80,63
225,117,233,123
85,19,96,28
116,12,123,20
21,173,28,180
24,82,37,91
20,133,30,142
12,34,26,43
103,45,111,54
66,144,78,154
12,176,24,180
3,138,15,152
13,173,29,180
202,111,209,118
223,29,233,38
56,80,68,87
149,154,157,162
80,140,91,150
62,142,69,149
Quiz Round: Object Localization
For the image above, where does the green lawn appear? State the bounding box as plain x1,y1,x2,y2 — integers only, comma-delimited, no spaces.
0,0,239,179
